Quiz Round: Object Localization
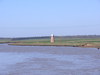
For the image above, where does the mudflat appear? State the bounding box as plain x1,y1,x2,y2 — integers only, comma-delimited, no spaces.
0,44,100,75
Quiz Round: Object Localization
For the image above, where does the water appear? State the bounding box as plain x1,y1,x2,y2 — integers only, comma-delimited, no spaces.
0,44,100,75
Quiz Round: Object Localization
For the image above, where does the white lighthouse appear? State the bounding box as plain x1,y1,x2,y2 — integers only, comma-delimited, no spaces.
50,34,55,43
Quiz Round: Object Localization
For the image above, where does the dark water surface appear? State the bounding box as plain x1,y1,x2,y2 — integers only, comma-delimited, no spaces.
0,44,100,75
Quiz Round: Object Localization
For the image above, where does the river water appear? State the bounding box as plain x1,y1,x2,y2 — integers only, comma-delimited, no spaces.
0,44,100,75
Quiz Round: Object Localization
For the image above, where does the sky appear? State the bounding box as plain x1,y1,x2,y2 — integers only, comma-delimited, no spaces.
0,0,100,37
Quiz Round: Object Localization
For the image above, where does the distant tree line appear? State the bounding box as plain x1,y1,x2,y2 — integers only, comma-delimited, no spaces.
0,35,100,41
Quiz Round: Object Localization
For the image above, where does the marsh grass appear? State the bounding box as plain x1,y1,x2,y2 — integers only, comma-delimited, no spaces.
2,38,99,48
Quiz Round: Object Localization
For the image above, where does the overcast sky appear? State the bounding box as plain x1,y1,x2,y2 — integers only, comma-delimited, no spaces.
0,0,100,37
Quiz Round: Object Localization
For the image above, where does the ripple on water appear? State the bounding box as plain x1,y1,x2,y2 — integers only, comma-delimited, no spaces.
0,51,100,75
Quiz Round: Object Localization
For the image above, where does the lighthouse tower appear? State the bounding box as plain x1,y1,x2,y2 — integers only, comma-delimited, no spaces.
50,34,55,43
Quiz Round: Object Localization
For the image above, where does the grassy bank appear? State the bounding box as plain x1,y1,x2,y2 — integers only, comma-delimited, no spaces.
1,38,99,48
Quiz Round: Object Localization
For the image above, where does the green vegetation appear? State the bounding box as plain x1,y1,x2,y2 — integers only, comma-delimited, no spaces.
0,37,100,48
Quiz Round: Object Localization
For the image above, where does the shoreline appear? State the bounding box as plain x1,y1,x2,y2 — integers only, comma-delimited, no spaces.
7,43,99,49
0,42,100,49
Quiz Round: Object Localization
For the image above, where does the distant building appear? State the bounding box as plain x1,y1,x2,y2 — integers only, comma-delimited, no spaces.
50,34,55,43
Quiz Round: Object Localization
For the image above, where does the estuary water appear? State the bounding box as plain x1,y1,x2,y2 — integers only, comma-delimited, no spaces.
0,44,100,75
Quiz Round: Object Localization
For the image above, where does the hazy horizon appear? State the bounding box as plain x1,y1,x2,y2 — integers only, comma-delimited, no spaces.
0,0,100,37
